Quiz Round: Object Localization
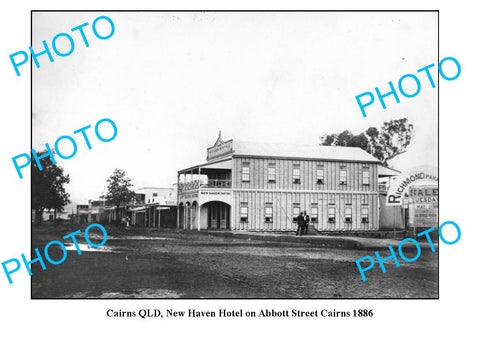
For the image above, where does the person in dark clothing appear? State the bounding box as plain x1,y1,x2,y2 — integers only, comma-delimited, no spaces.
296,212,304,236
303,210,310,235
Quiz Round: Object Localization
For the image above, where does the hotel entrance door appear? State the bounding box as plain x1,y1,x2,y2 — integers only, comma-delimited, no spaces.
207,202,230,229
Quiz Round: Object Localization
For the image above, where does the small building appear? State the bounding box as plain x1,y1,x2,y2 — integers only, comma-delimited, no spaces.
378,165,404,230
129,186,177,228
34,209,70,222
76,198,120,225
76,187,177,228
88,199,107,223
75,204,90,224
177,134,381,232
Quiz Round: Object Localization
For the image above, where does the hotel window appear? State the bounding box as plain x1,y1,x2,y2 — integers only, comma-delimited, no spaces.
268,163,276,182
293,164,300,184
310,204,318,223
362,167,370,185
316,165,324,185
292,203,301,222
240,203,248,223
265,203,273,223
345,206,352,223
361,207,369,223
153,193,158,197
242,162,250,182
328,206,335,223
339,166,347,185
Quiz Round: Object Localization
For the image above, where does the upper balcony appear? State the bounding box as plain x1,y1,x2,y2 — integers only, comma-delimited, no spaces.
178,158,232,196
179,179,232,192
202,179,232,188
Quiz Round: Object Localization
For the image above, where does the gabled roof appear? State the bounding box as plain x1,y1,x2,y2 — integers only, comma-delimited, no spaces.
212,130,224,147
231,140,380,163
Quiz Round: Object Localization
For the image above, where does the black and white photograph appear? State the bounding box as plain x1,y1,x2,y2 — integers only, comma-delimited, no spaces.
0,1,477,339
30,11,438,299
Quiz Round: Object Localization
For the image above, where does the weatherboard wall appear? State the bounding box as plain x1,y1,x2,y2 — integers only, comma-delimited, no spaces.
231,191,378,231
232,156,378,192
230,156,379,231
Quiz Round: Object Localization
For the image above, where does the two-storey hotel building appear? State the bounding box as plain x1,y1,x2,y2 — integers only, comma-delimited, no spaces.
177,134,380,232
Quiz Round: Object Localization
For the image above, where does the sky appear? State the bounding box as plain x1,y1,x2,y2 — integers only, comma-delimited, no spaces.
32,11,438,208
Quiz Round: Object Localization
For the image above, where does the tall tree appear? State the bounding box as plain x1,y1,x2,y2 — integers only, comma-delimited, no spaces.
105,169,135,223
32,151,71,223
320,118,414,166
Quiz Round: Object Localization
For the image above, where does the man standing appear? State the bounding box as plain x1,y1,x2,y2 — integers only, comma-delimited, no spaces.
303,210,310,236
296,211,304,236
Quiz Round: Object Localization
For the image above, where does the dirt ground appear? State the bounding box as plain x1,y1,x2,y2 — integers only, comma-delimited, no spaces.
31,223,439,299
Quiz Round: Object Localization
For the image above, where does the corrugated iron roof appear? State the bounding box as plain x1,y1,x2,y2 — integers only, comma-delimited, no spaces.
179,158,233,173
232,140,380,163
378,165,402,177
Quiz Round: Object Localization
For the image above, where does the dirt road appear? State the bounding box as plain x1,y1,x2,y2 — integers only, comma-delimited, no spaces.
31,224,438,298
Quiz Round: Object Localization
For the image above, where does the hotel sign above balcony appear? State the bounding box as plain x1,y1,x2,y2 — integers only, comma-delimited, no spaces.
199,190,232,205
207,140,233,161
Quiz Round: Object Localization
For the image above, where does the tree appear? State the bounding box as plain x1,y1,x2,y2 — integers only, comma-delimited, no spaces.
105,169,135,223
320,118,415,166
32,151,71,223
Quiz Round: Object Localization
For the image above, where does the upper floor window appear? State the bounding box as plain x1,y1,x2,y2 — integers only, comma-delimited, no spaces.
268,163,276,182
362,167,370,185
316,165,324,185
240,203,248,223
242,162,250,182
293,164,300,184
265,203,273,223
339,166,347,185
152,193,158,197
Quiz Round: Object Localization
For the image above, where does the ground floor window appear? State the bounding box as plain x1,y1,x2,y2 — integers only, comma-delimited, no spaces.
328,206,335,223
265,203,273,223
292,203,300,222
310,204,318,222
345,206,352,223
361,206,369,223
240,203,248,222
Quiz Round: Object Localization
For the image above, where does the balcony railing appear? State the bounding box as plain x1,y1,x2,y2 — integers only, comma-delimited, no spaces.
179,180,200,191
179,179,232,191
200,179,232,188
